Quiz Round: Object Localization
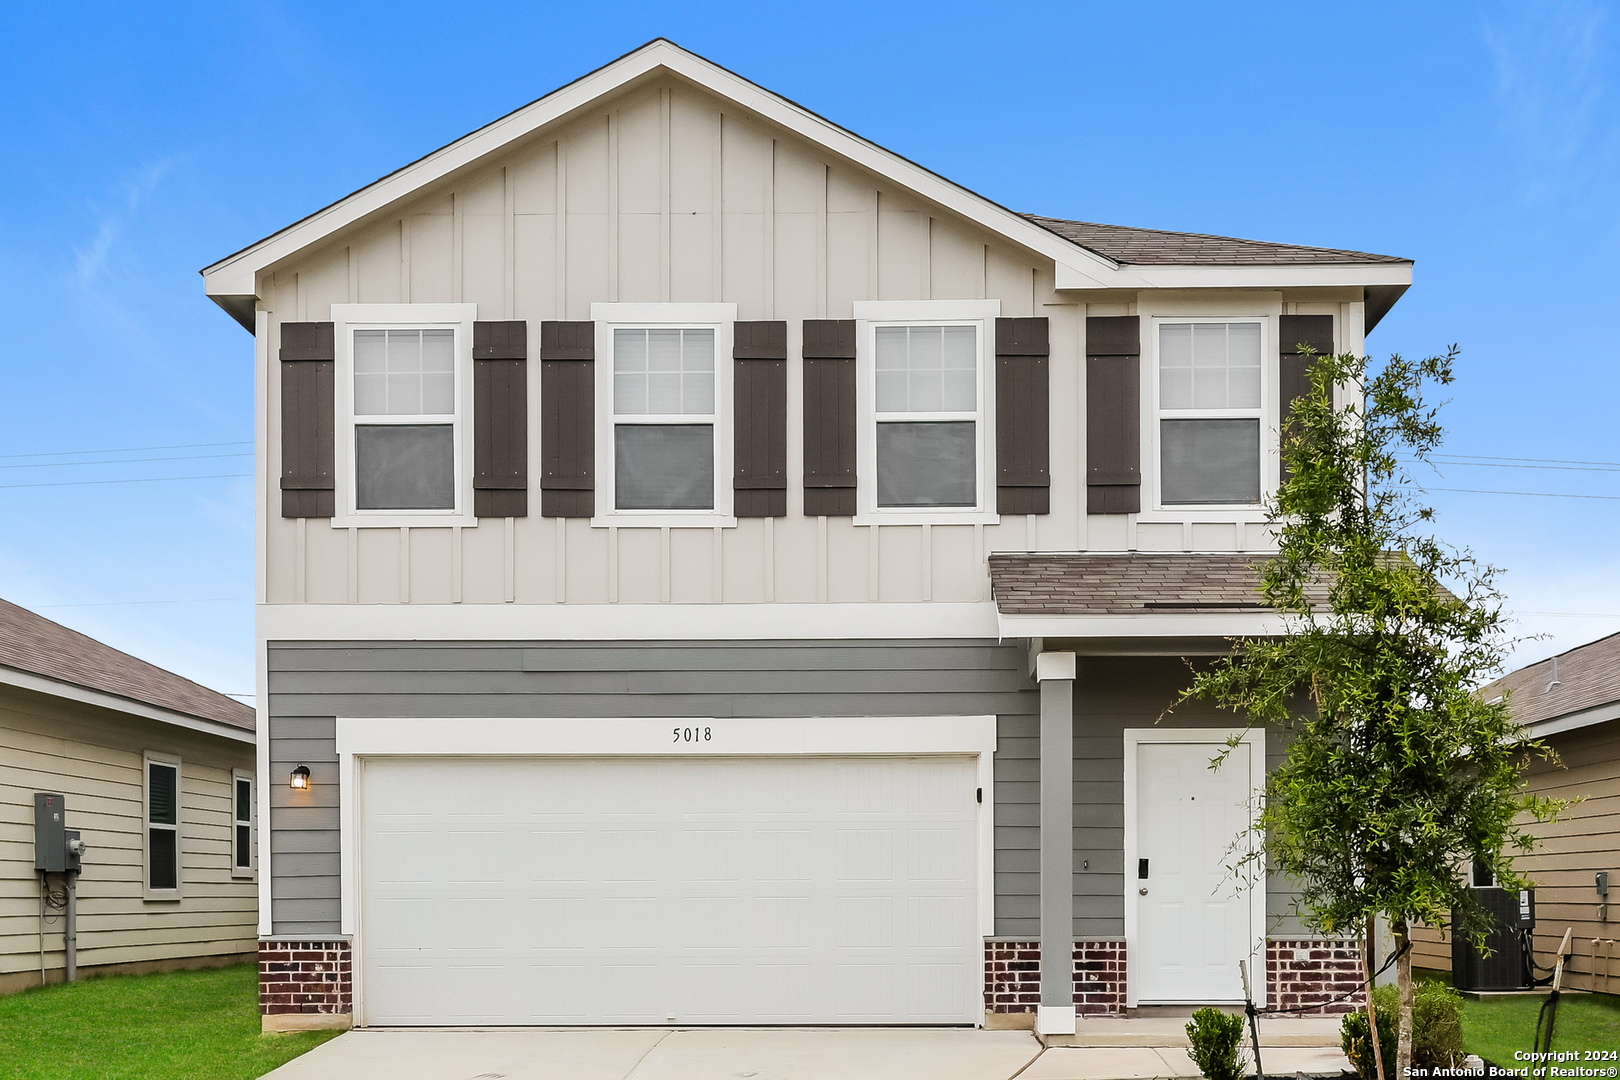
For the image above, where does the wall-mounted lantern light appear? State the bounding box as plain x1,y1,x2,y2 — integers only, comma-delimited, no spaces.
290,764,311,791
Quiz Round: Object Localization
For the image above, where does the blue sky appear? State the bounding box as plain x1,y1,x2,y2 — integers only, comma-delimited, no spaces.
1,1,1616,700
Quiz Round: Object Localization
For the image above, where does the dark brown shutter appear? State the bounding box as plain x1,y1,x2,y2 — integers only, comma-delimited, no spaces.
801,320,857,516
1086,315,1140,514
1278,314,1333,481
995,317,1050,515
733,321,788,517
472,321,528,518
538,321,594,518
279,321,335,518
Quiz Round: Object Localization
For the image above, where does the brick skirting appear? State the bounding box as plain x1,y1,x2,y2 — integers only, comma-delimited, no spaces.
259,939,352,1019
983,939,1128,1016
1266,938,1365,1014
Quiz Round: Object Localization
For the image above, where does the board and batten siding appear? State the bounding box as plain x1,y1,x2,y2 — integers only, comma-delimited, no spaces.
267,641,1302,939
0,686,256,990
1410,720,1620,990
260,77,1361,609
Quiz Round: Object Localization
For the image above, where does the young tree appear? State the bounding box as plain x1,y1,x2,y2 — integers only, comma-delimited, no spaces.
1174,346,1564,1078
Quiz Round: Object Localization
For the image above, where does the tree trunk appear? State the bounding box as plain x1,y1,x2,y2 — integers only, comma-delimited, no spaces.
1365,921,1387,1080
1394,918,1415,1078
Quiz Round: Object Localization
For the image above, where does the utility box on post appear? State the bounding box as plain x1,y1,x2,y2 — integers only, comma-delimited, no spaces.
34,793,67,873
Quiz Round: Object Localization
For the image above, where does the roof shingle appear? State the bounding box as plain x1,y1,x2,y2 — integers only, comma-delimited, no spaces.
1484,632,1620,729
989,552,1329,615
1023,215,1410,267
0,598,254,731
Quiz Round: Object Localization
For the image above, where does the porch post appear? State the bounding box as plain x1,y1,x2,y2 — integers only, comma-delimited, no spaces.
1037,650,1077,1035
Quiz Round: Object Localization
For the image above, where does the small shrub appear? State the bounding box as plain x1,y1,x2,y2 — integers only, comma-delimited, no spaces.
1342,982,1467,1079
1187,1006,1248,1080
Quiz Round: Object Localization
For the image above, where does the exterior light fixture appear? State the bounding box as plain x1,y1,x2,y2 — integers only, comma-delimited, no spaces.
290,765,311,791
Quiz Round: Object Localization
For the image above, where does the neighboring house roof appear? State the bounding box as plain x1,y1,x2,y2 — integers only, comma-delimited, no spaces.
1485,631,1620,738
0,598,254,739
988,552,1331,615
201,39,1412,331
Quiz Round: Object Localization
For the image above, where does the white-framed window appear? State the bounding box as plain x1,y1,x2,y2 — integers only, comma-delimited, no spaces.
330,303,478,528
591,303,736,527
143,751,181,900
853,299,1000,525
1152,318,1267,510
231,769,254,878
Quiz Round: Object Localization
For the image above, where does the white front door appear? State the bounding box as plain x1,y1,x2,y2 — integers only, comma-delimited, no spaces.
357,754,980,1025
1128,732,1261,1004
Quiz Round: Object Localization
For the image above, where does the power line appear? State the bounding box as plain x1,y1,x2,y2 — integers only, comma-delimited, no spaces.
1429,487,1620,501
0,473,252,490
1422,459,1620,474
28,597,252,609
0,440,252,461
1402,452,1620,468
0,452,253,471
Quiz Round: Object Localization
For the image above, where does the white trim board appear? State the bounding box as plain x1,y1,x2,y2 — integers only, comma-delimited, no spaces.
1529,699,1620,739
996,611,1290,639
1122,726,1267,1009
0,664,255,745
260,600,1002,641
334,713,1000,1014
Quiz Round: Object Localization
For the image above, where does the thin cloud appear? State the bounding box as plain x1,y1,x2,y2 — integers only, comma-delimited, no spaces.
72,159,172,285
1483,0,1611,202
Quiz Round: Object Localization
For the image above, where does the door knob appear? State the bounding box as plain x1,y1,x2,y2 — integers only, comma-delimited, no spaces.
1139,888,1148,896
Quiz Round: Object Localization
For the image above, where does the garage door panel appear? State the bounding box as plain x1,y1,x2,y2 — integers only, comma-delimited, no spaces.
360,755,979,1025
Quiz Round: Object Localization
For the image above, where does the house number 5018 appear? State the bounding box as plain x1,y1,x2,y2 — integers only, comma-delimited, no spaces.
673,726,713,743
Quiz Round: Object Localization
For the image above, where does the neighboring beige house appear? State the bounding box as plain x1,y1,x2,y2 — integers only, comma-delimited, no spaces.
0,598,257,994
1412,632,1620,991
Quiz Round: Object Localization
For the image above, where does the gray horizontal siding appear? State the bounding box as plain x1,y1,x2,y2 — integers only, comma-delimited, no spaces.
268,638,1037,936
993,655,1296,939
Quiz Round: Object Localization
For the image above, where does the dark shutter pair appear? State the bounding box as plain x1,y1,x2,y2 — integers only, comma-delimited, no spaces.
802,317,1052,516
1080,313,1337,512
1279,314,1334,480
536,320,790,518
278,320,531,518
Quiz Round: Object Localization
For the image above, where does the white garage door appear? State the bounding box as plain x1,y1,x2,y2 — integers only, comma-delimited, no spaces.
358,755,980,1025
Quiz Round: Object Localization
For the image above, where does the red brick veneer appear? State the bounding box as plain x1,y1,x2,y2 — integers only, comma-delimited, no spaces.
983,939,1128,1016
259,939,352,1017
1266,938,1365,1015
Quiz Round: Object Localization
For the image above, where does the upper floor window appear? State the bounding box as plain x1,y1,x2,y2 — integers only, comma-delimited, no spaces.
1156,320,1264,507
613,328,716,510
592,303,736,526
331,303,477,527
854,299,999,525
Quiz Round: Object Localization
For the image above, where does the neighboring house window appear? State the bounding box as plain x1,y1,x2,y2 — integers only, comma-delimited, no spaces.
1156,319,1264,507
143,752,181,899
591,303,736,525
854,300,999,525
232,769,254,877
330,303,477,527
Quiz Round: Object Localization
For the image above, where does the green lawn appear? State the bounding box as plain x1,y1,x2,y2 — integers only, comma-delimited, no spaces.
1413,969,1620,1069
0,963,341,1080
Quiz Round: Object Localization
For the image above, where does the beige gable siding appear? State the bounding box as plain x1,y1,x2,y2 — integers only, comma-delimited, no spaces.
0,686,256,990
260,78,1357,608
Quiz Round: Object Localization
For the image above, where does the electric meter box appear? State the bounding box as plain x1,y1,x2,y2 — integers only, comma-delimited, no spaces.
34,793,67,872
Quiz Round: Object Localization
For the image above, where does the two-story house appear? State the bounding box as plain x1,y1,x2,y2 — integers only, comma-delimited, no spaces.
202,40,1411,1033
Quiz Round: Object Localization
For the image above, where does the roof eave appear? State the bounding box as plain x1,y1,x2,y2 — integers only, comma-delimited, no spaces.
0,664,255,744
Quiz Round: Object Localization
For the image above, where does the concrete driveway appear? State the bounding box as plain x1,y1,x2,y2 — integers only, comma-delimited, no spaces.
260,1027,1352,1080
